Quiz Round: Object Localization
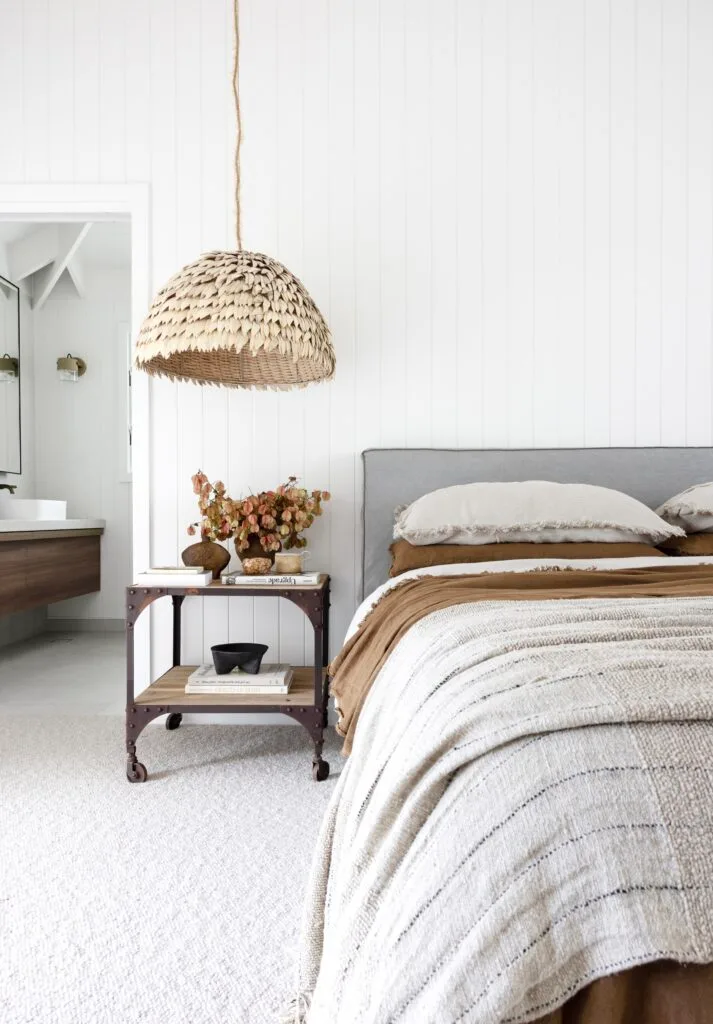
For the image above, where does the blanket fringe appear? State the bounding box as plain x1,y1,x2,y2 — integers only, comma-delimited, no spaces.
277,992,312,1024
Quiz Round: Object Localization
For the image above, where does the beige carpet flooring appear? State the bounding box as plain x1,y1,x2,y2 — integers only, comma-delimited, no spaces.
0,714,340,1024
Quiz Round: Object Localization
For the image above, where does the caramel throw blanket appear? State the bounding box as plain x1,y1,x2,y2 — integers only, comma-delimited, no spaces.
331,565,713,753
289,565,713,1024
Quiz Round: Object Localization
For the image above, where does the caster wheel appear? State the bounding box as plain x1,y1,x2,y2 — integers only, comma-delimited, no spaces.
312,759,330,782
165,713,183,731
127,762,148,783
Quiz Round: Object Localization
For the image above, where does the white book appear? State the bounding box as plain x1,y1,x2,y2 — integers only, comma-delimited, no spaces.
221,571,321,586
186,664,294,695
186,663,293,689
185,681,293,695
144,565,205,575
135,570,212,588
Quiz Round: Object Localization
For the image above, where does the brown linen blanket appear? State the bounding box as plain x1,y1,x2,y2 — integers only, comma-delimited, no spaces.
536,960,713,1024
331,564,713,753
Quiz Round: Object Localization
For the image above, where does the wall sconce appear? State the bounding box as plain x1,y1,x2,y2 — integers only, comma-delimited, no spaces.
0,353,19,383
57,353,87,382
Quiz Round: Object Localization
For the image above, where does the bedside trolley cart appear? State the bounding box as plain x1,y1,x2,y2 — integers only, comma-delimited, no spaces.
125,575,331,783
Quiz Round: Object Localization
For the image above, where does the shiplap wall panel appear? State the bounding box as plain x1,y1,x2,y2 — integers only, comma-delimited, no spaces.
583,0,611,447
2,0,713,669
379,0,407,450
124,0,150,184
302,0,332,662
660,0,688,446
354,0,383,456
99,0,125,182
403,0,431,449
1,3,23,182
48,2,75,182
507,0,535,449
326,0,360,650
532,0,561,448
687,0,713,446
558,0,586,448
480,0,506,449
454,0,483,448
429,0,458,448
23,0,50,182
73,0,100,183
609,0,637,447
635,0,663,447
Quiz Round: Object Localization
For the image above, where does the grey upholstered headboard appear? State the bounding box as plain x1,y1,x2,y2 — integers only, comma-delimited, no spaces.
361,447,713,598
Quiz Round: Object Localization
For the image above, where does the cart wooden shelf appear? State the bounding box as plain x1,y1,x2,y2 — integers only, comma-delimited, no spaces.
125,576,331,783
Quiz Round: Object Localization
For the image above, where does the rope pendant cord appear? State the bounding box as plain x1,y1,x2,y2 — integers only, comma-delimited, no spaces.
232,0,243,250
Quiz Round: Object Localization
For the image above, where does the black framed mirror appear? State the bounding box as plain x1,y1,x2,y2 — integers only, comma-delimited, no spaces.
0,274,21,474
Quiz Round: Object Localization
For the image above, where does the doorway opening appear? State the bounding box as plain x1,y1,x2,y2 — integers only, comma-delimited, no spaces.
0,184,150,707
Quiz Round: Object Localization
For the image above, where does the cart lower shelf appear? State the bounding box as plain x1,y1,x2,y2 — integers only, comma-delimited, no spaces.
126,665,331,783
134,665,325,708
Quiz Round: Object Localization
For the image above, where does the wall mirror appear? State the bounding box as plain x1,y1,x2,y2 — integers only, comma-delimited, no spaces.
0,274,21,474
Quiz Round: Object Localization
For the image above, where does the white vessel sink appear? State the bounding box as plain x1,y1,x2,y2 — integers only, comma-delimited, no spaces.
0,497,67,520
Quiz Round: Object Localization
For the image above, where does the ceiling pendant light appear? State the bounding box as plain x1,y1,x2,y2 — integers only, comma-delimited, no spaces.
134,1,335,390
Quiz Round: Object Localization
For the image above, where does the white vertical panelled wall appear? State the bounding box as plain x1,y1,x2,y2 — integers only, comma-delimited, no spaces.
3,0,713,675
33,266,131,623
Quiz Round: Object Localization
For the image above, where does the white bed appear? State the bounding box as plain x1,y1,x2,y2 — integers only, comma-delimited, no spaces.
286,451,713,1024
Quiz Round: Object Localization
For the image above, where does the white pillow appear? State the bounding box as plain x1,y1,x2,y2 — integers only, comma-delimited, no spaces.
656,482,713,533
394,480,684,547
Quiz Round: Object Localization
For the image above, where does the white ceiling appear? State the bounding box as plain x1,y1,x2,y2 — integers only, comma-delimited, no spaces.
78,222,132,269
0,221,131,269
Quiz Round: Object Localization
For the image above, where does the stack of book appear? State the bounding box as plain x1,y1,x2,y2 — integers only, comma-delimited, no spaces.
221,570,321,586
134,567,212,587
185,663,294,695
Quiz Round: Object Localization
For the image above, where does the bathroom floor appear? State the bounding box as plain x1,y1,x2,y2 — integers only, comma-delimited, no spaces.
0,631,124,714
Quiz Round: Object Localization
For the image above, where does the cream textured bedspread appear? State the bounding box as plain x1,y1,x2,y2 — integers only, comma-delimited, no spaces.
290,595,713,1023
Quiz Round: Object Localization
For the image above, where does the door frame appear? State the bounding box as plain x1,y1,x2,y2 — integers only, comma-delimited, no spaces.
0,182,151,682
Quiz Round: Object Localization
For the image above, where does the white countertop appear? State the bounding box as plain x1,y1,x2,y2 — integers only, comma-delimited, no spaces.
0,518,105,533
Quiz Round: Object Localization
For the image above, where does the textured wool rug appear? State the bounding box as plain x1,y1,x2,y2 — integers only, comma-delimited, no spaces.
0,715,340,1024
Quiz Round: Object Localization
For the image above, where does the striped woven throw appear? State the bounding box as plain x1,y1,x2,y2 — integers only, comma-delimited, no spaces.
287,597,713,1023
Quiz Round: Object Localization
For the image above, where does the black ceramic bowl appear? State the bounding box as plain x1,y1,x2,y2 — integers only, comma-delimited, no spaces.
211,642,268,676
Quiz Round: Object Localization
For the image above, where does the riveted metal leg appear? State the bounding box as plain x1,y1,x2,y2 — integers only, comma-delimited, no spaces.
283,706,330,781
126,708,147,782
171,595,184,666
311,724,329,780
125,705,167,783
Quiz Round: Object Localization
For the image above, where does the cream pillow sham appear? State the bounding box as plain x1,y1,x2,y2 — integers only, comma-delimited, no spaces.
656,482,713,533
394,480,684,547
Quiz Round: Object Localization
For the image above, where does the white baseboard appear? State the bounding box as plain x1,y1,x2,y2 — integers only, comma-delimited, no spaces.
0,607,48,649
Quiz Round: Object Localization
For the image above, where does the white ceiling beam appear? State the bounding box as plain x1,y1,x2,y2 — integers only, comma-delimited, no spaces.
31,222,92,310
7,224,58,282
64,248,85,299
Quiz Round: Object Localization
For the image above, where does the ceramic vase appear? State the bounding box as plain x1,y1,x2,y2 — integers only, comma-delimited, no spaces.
181,538,231,580
236,538,275,575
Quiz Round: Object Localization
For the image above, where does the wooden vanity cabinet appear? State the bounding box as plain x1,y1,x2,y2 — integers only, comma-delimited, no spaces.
0,529,102,614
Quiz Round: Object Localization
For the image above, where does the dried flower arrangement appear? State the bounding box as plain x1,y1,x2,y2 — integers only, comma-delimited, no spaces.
188,471,330,554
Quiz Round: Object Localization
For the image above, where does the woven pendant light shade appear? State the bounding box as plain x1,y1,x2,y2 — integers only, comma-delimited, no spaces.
136,0,335,389
135,250,335,389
